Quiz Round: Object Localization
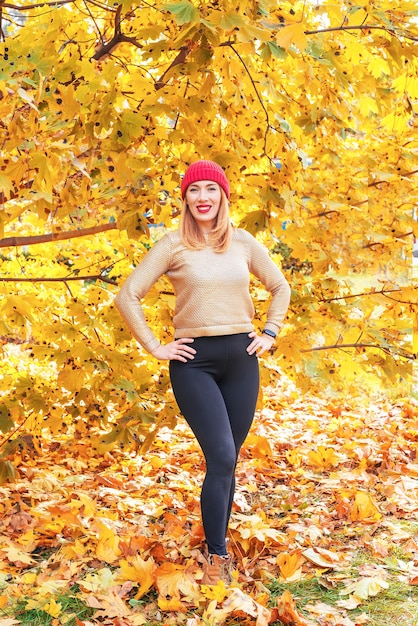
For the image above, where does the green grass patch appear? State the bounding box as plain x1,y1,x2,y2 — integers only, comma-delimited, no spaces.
267,574,418,626
5,588,95,626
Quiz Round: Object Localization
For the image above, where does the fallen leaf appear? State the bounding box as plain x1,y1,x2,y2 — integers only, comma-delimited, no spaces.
155,561,200,604
202,588,271,626
119,556,156,599
276,551,304,580
302,547,345,569
272,590,316,625
341,576,389,600
350,491,382,523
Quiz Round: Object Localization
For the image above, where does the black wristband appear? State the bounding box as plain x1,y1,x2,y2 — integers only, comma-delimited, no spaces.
262,329,276,338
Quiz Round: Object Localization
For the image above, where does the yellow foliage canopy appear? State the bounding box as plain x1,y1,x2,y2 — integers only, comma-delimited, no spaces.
0,0,416,455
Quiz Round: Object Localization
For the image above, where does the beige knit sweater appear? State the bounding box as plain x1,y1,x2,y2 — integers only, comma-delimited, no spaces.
114,228,291,355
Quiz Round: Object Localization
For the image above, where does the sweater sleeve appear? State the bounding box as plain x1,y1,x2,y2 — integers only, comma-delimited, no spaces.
114,234,172,354
246,232,291,333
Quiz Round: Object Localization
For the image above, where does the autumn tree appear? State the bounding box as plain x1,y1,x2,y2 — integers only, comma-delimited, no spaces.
0,0,416,465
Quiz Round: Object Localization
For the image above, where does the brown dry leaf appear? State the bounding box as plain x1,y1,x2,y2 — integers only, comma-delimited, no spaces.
2,511,35,534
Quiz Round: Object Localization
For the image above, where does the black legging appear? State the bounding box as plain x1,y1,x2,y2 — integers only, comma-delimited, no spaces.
169,333,259,556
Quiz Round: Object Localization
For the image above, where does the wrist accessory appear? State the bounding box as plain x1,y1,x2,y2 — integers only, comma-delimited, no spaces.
262,329,276,338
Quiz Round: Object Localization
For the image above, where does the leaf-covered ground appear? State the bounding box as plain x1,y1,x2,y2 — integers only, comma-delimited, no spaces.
1,374,418,626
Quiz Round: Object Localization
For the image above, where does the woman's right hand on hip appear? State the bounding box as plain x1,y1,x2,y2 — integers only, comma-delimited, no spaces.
152,338,196,362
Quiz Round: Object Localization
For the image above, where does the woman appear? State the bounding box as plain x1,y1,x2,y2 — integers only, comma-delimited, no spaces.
115,160,291,584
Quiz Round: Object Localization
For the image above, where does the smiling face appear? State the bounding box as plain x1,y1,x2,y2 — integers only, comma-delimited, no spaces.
185,180,222,232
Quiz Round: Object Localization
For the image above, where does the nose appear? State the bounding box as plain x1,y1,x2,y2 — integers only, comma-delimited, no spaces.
197,188,208,200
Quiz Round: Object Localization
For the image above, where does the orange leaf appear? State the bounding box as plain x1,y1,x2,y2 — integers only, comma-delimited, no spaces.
276,552,304,580
155,561,200,603
157,596,186,612
247,434,273,457
273,590,317,626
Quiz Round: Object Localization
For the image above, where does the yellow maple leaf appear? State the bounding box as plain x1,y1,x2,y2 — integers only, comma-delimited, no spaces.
276,23,307,51
350,491,382,522
368,55,390,79
308,446,339,470
43,598,62,618
285,449,302,467
0,174,13,201
119,556,156,599
20,572,37,584
95,534,121,564
200,580,229,602
359,96,379,117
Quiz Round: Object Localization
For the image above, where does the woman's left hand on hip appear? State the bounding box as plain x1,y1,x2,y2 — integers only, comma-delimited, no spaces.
246,331,274,356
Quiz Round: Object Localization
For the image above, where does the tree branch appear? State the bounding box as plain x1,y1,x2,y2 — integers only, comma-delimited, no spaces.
0,222,118,248
2,0,75,8
319,288,401,302
320,287,416,306
221,41,273,158
304,24,418,43
0,274,118,285
302,342,414,360
155,45,192,90
92,4,142,61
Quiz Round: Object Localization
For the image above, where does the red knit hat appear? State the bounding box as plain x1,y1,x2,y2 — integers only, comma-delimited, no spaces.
181,160,230,199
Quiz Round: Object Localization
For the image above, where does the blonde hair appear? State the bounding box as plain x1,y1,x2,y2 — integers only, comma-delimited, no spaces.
180,188,233,253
